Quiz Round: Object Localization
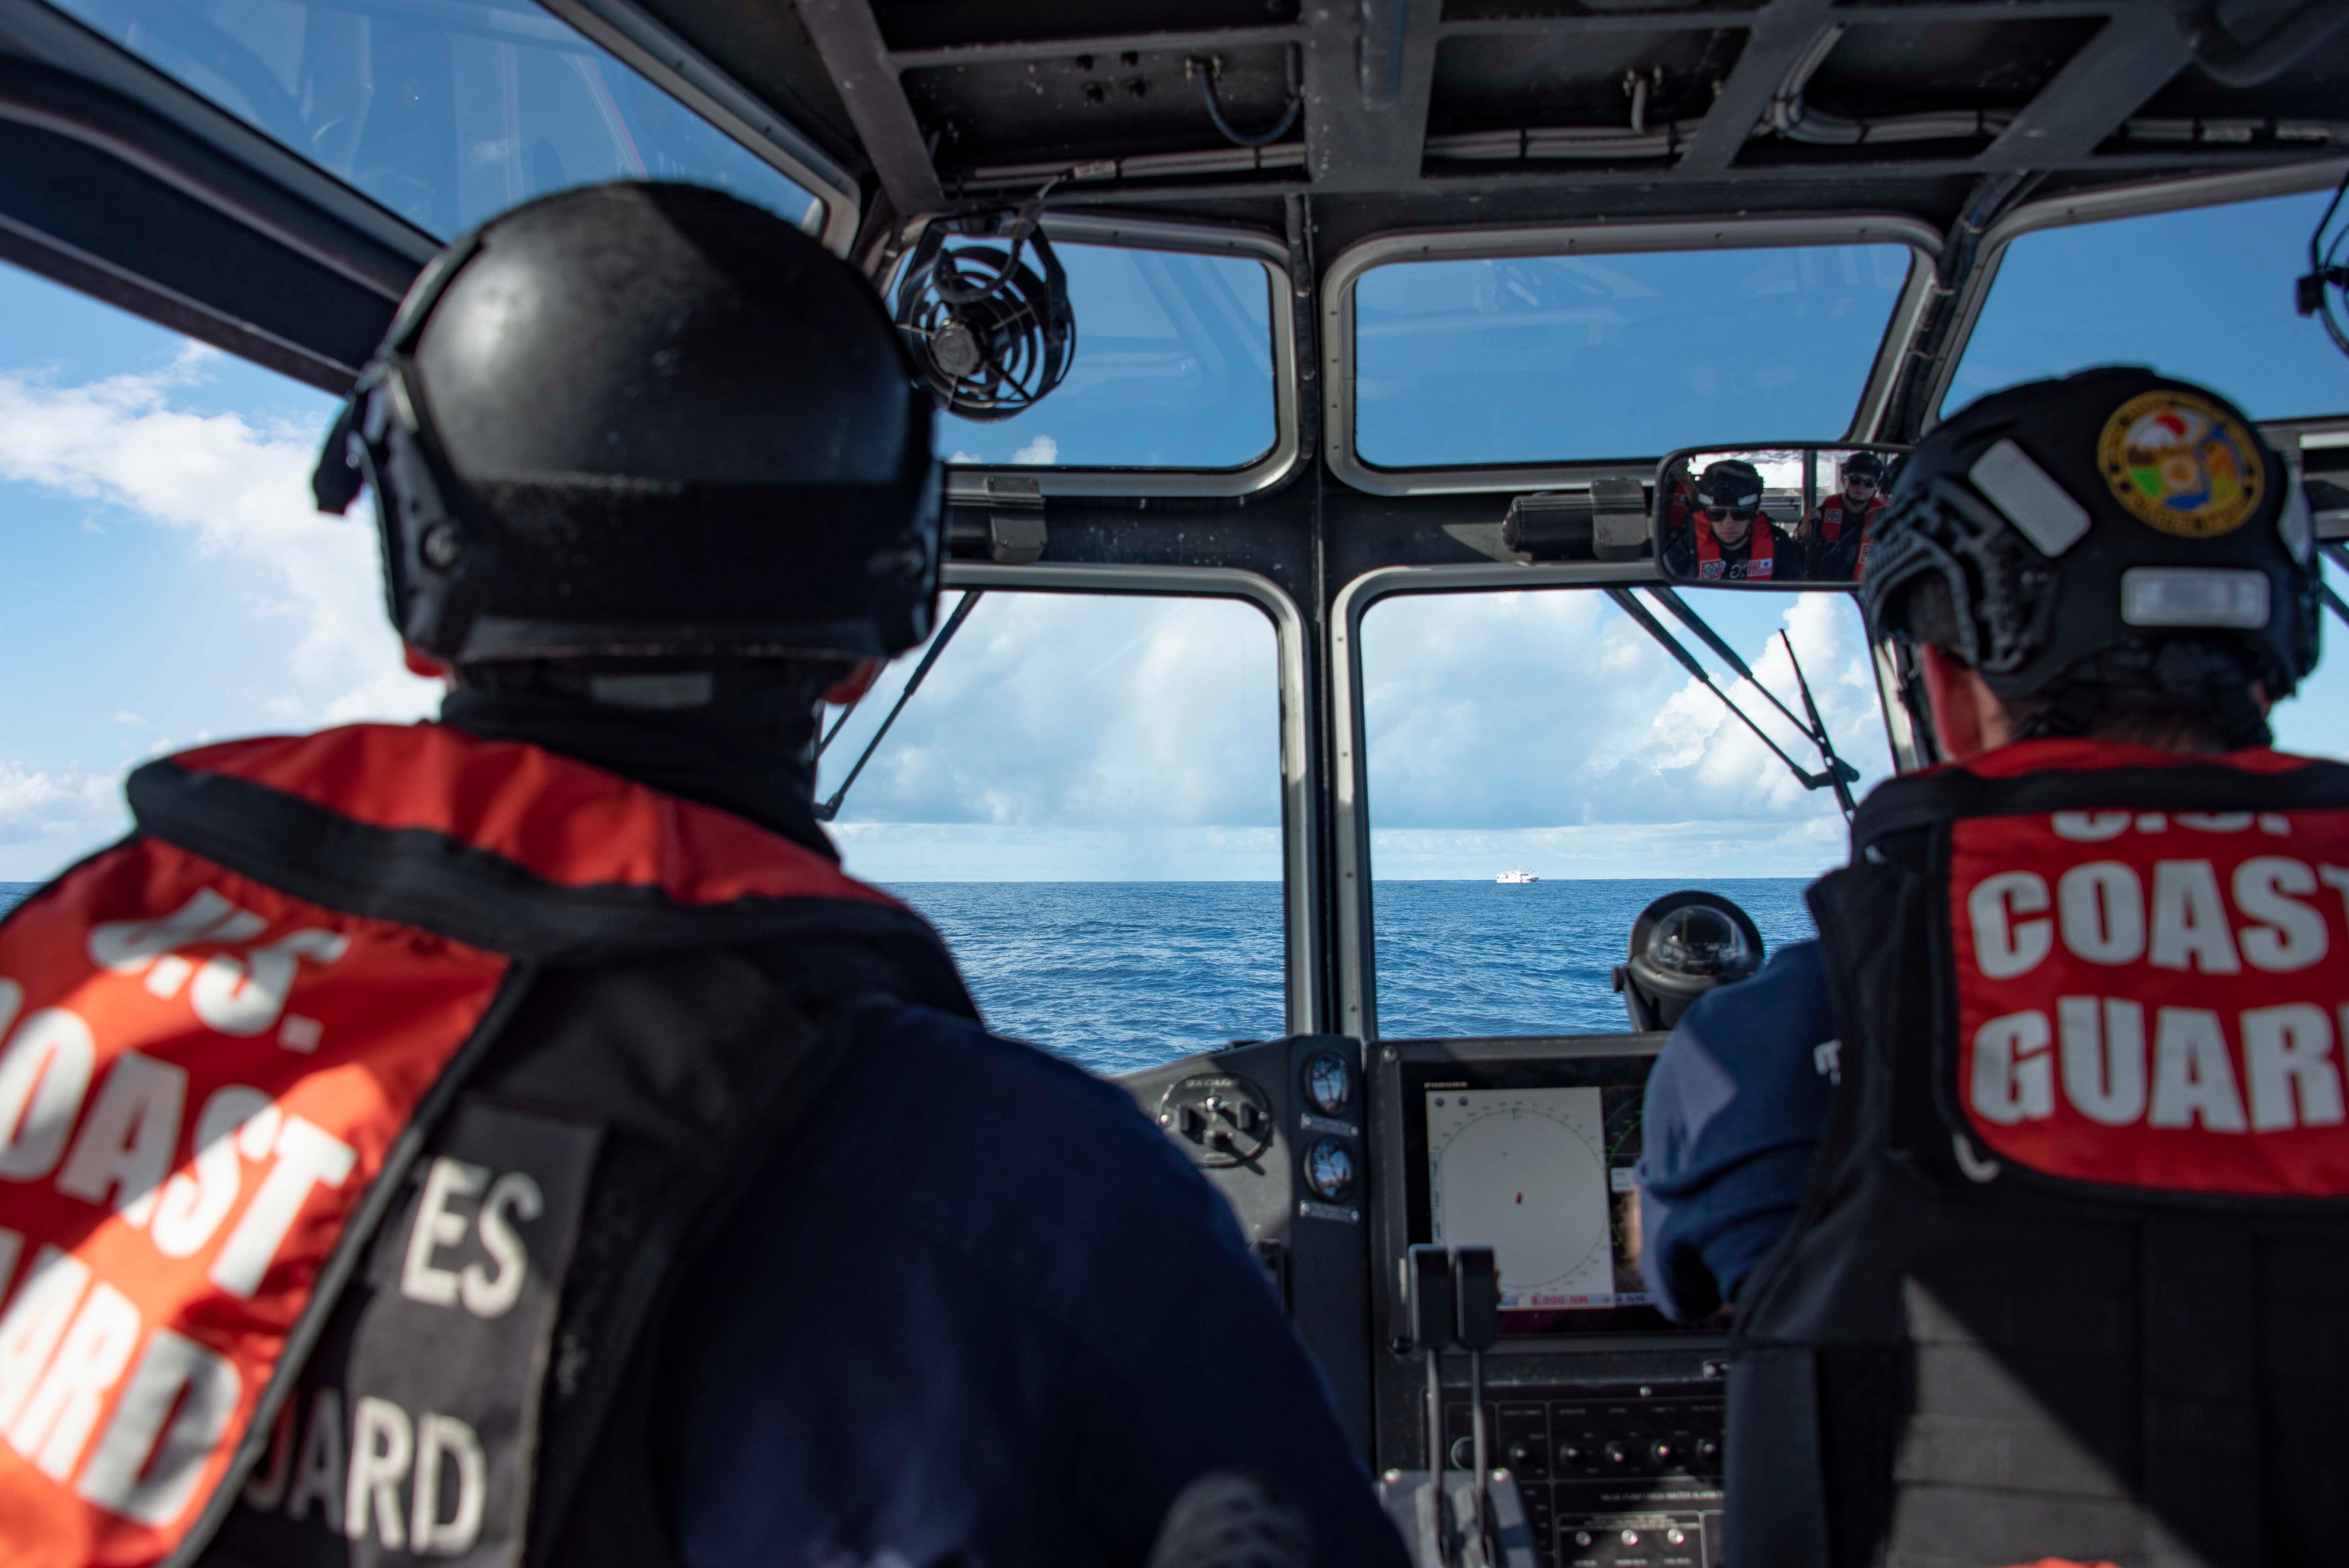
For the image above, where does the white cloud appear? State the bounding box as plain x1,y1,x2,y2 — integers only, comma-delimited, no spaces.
1011,434,1058,465
0,348,437,730
0,758,120,855
818,584,1895,884
826,593,1280,834
1357,587,1891,878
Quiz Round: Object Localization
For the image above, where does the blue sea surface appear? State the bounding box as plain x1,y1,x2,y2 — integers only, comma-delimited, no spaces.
1367,878,1816,1043
0,877,1815,1077
894,878,1814,1073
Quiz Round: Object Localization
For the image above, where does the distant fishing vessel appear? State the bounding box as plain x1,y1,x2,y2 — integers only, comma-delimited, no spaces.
1496,869,1539,884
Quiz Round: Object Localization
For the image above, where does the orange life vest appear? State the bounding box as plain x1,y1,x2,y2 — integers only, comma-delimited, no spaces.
1694,513,1773,580
0,724,943,1568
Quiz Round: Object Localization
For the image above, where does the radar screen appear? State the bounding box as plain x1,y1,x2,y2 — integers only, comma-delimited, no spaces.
1404,1056,1685,1336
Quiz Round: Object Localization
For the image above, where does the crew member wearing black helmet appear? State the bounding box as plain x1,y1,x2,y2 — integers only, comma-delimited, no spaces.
1661,458,1789,581
0,185,1400,1568
1797,449,1888,581
1636,367,2347,1566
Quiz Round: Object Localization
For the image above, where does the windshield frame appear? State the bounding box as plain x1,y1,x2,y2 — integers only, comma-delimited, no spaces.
937,560,1316,1036
927,213,1302,501
1924,157,2349,448
1326,557,1909,1041
1321,214,1944,498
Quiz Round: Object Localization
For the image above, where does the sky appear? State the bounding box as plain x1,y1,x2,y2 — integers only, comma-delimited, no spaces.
1,180,2347,886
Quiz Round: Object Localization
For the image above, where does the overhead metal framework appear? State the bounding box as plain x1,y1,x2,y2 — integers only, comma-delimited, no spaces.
741,0,2349,230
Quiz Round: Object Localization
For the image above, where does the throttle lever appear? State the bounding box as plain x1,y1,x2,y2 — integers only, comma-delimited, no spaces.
1453,1247,1500,1561
1406,1245,1459,1565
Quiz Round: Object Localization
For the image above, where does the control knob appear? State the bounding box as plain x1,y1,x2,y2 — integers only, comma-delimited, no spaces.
1602,1440,1630,1467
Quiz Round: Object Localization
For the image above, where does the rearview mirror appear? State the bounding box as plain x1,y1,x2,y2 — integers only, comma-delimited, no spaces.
1654,443,1907,587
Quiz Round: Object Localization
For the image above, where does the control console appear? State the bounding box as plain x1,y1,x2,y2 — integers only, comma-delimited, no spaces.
1124,1030,1728,1565
1117,1034,1373,1449
1373,1035,1728,1568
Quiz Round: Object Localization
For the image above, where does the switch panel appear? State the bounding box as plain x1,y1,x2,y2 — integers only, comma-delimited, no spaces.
1441,1380,1726,1568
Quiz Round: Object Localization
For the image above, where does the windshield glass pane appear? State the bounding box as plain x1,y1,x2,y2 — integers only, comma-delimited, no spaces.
1946,190,2349,421
1352,244,1914,468
1361,587,1893,1037
46,0,820,238
824,590,1285,1069
931,243,1276,470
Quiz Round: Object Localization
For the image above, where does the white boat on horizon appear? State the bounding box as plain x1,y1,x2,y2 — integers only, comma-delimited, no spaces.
1496,869,1538,884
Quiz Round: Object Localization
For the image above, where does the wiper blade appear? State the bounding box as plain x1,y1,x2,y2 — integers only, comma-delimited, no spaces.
2320,544,2349,630
1604,588,1850,810
1645,585,1860,816
814,590,984,823
1781,629,1859,817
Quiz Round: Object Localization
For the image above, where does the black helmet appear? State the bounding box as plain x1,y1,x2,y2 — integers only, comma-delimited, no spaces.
1862,367,2317,741
314,182,943,664
1695,458,1765,514
1842,451,1885,481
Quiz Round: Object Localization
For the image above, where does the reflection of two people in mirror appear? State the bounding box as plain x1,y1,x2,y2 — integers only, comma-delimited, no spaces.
1795,451,1889,582
1660,458,1793,581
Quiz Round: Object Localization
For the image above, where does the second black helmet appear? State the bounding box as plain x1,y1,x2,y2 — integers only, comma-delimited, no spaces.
316,181,943,664
1862,367,2318,733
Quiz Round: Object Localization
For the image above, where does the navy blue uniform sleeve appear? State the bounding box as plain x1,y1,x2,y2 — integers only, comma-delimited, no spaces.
1634,939,1840,1322
664,1003,1405,1568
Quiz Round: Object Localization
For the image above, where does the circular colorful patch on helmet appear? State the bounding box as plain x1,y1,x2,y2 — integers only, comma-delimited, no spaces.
2096,389,2264,539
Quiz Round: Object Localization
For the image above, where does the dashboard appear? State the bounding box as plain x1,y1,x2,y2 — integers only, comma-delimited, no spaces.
1120,1031,1729,1568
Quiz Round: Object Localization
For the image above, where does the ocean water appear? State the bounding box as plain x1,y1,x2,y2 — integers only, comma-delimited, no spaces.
0,877,1814,1075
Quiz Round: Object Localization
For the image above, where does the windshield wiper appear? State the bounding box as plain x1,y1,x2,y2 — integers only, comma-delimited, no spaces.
1605,587,1859,818
1779,629,1860,817
2319,543,2349,630
813,589,984,823
1647,586,1861,815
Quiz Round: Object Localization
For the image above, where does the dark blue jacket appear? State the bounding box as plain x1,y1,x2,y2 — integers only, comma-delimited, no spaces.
664,1002,1406,1568
1634,939,1841,1323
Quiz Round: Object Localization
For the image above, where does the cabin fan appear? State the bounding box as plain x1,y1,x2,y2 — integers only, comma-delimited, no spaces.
894,207,1074,422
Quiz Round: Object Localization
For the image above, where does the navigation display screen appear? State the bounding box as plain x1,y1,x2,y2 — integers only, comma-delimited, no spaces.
1404,1056,1686,1336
